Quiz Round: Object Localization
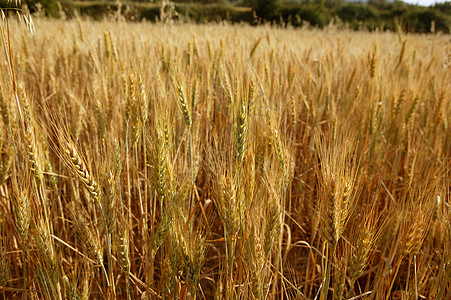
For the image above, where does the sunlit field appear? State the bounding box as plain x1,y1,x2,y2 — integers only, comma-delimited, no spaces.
0,18,450,299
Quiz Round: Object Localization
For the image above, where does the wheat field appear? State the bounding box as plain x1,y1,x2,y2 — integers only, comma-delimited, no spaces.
0,18,450,299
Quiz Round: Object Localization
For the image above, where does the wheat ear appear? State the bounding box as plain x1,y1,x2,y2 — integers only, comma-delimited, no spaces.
176,80,192,128
63,141,101,203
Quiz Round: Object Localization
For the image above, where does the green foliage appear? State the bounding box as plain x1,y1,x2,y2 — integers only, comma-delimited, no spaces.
280,4,333,28
298,4,333,28
338,4,379,22
24,0,60,17
0,0,60,17
434,2,451,14
141,3,253,23
279,1,450,32
253,0,281,20
337,3,380,29
406,8,450,33
177,3,235,22
172,0,230,4
13,0,449,34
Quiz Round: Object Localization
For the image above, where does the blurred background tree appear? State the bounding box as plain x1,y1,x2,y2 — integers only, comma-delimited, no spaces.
253,0,281,20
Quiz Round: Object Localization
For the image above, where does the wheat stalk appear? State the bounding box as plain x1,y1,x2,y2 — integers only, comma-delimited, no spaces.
103,172,117,235
0,235,9,289
70,206,103,266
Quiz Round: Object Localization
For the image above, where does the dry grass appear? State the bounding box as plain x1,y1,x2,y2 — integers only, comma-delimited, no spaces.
0,17,449,299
